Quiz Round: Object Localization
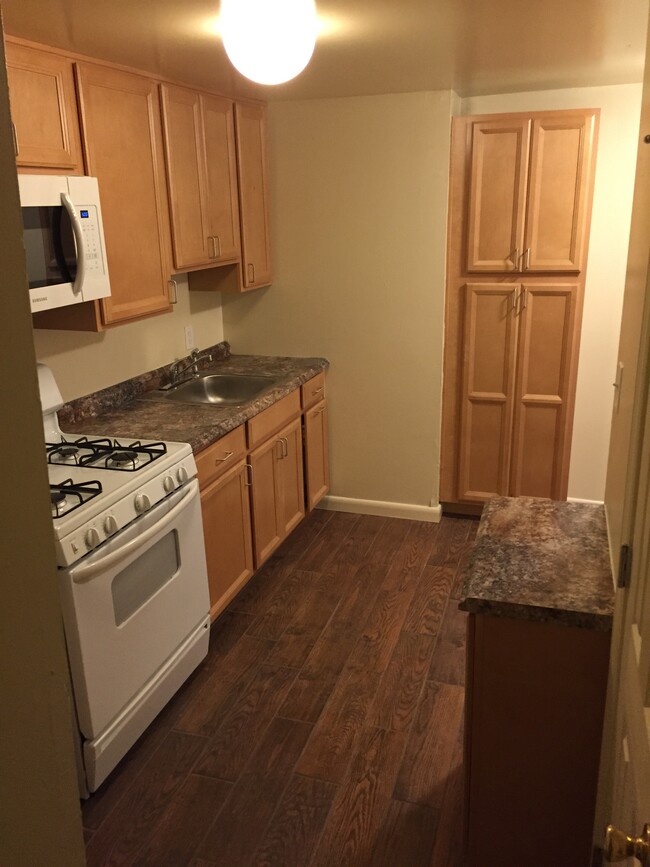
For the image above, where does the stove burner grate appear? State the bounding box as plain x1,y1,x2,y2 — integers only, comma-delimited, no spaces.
46,437,167,472
50,478,103,518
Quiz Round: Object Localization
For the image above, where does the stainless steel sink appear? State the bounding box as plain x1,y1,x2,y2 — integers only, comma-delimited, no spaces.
160,373,278,406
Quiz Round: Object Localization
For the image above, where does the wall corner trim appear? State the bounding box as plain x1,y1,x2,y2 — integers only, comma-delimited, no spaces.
317,495,442,523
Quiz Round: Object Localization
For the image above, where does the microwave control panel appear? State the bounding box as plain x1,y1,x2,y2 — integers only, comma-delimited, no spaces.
79,205,105,274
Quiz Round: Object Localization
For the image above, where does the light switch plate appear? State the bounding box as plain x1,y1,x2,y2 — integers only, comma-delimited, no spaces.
184,325,195,350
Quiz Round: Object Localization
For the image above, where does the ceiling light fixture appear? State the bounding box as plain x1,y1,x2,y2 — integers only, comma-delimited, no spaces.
220,0,318,85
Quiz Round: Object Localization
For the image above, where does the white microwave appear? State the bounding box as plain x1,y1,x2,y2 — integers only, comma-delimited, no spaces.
18,175,111,313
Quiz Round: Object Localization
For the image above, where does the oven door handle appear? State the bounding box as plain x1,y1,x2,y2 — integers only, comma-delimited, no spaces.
72,480,199,584
61,192,86,296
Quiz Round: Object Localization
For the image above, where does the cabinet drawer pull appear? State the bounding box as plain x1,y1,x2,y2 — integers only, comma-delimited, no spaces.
314,408,325,415
11,122,18,156
215,450,234,464
244,463,253,486
312,386,324,395
247,263,255,284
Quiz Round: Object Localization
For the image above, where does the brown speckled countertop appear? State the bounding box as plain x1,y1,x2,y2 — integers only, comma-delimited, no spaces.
58,342,328,453
459,496,614,630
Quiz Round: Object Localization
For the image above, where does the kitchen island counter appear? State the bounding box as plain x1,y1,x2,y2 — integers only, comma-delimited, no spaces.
57,342,328,453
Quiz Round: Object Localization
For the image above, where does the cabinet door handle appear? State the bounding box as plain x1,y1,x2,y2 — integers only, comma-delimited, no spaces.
510,248,520,271
276,439,284,460
11,122,18,156
521,286,528,311
208,236,216,259
244,463,253,486
214,235,221,258
511,287,519,313
247,263,255,284
168,279,178,304
215,450,233,465
282,436,289,458
523,248,530,270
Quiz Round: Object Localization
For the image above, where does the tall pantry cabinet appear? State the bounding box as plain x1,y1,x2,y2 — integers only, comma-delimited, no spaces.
441,108,599,511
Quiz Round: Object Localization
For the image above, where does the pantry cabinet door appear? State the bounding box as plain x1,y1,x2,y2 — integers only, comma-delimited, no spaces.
201,460,254,622
160,84,211,270
509,284,580,499
76,63,172,325
6,41,83,173
466,119,531,273
201,94,241,263
235,102,272,289
524,113,597,272
458,284,519,501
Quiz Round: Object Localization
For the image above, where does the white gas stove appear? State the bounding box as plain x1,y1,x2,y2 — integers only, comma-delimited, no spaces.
38,363,210,795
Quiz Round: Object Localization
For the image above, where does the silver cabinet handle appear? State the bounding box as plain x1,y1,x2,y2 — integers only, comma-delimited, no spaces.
168,279,178,304
523,248,531,270
276,439,284,460
282,436,289,458
11,122,18,156
208,236,216,259
510,248,520,271
511,287,519,312
244,463,253,486
521,286,528,310
247,263,255,284
215,450,233,465
214,235,221,258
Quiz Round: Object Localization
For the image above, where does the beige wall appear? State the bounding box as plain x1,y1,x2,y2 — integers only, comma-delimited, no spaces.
222,91,454,512
33,274,224,402
462,84,643,503
0,27,85,866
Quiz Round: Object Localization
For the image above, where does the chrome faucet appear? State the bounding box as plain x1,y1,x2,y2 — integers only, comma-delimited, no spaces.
168,348,213,387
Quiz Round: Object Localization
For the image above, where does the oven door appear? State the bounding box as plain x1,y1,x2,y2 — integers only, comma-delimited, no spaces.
59,479,209,740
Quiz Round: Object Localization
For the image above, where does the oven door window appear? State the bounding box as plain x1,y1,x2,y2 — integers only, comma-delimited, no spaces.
22,205,77,289
111,530,180,626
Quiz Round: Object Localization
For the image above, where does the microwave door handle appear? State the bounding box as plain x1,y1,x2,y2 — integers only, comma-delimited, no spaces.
71,479,198,584
60,192,86,296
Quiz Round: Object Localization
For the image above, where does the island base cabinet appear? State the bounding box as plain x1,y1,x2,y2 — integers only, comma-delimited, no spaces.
464,614,610,867
200,459,254,622
249,418,305,568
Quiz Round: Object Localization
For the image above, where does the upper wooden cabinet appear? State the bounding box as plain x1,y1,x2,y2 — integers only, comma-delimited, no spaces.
75,63,173,325
234,102,272,289
160,84,240,271
466,110,597,273
5,41,83,174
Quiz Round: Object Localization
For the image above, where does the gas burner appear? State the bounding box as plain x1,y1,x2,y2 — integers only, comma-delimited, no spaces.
47,443,82,465
50,478,103,518
107,450,140,469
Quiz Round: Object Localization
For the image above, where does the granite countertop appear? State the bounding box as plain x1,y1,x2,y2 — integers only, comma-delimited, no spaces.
57,342,329,454
459,496,614,630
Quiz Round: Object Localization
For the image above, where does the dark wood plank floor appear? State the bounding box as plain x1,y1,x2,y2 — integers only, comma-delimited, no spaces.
82,510,478,867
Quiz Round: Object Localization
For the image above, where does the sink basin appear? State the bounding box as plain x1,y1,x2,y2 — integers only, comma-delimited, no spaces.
161,373,278,406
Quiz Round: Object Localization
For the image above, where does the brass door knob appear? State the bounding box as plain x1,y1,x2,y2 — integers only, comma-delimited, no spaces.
605,824,650,865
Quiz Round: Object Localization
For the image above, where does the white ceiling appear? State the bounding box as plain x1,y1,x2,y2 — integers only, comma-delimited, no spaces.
1,0,648,101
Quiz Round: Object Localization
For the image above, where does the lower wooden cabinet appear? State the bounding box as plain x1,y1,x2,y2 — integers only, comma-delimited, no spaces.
304,400,330,511
249,417,305,567
200,458,254,622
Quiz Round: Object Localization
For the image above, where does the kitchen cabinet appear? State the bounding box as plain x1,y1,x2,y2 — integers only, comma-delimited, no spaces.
75,63,173,326
160,84,240,271
196,426,254,622
458,282,580,502
5,40,83,174
467,111,597,273
302,372,330,512
234,102,272,290
440,108,598,511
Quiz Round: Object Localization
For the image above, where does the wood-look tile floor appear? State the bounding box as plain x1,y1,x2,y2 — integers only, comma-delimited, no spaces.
82,510,478,867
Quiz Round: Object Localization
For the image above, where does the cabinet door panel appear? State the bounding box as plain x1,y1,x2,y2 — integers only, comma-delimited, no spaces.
458,284,519,501
202,94,240,262
304,401,329,511
201,460,254,621
525,114,596,272
76,63,172,325
249,435,283,567
235,102,272,288
510,284,580,499
277,419,305,536
160,84,211,269
466,119,530,272
6,42,83,173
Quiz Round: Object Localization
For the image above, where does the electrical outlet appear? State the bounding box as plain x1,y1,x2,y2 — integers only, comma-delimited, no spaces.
184,325,195,351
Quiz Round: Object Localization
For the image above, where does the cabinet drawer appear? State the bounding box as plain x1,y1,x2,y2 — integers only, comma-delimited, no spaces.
196,425,246,489
301,372,326,410
247,390,300,449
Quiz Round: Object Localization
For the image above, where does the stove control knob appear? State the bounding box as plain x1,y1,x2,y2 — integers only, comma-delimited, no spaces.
104,515,119,536
177,466,189,485
163,475,175,493
85,528,101,550
134,493,151,514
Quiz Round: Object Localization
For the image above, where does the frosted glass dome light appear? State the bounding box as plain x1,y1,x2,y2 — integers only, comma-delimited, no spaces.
220,0,318,85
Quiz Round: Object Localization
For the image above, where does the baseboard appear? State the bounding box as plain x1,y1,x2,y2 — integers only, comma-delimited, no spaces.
317,495,442,523
567,497,605,506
